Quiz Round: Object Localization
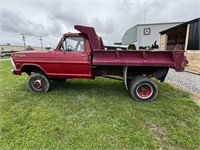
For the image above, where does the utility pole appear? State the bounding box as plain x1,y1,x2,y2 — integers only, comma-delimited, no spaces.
21,33,26,50
38,36,43,50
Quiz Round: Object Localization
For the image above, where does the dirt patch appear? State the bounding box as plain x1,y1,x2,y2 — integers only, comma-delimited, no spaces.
185,51,200,74
189,93,200,107
148,123,169,142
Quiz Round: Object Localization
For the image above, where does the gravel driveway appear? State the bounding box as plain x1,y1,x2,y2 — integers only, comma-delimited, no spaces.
165,69,200,97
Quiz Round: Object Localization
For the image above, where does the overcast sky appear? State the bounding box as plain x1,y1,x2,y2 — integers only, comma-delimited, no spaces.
0,0,199,48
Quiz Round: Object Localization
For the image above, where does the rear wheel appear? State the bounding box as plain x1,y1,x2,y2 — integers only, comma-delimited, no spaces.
129,76,158,102
27,73,50,93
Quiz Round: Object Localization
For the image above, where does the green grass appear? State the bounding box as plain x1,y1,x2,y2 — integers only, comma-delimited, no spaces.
0,60,199,149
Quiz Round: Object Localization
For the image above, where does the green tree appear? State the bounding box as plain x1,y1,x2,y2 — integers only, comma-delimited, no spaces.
128,44,136,50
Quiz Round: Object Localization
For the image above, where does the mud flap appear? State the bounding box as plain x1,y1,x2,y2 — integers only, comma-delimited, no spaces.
153,67,169,82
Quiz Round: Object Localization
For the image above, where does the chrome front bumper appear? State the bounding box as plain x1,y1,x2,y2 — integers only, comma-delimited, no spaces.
11,69,14,74
10,58,17,74
10,58,16,69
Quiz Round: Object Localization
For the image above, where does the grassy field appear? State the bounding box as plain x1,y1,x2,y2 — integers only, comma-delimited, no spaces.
0,61,199,149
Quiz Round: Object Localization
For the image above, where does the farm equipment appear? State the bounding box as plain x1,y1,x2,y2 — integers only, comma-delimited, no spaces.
11,25,187,102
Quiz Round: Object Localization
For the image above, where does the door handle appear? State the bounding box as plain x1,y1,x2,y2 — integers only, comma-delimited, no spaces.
80,54,87,57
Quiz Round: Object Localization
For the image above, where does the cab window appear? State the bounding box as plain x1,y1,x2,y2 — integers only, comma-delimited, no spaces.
60,37,83,52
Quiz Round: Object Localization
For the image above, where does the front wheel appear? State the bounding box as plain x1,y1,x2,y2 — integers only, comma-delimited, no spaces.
27,73,50,93
129,76,158,102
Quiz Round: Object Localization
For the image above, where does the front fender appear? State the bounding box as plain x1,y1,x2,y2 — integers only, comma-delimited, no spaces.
20,63,47,75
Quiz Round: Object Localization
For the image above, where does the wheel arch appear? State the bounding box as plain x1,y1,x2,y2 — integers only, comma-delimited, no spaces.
21,64,47,76
125,66,169,82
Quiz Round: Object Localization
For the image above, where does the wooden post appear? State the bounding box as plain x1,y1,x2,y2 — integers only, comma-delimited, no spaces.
160,34,168,50
185,24,190,55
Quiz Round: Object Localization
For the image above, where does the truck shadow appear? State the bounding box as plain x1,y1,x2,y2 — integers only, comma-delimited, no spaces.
50,78,129,99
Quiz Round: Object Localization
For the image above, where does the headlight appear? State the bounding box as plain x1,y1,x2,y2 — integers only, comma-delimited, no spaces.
11,58,16,69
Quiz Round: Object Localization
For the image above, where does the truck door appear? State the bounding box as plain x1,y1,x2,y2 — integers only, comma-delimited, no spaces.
55,36,92,78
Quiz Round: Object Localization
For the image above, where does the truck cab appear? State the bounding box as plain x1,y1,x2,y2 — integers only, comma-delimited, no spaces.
54,33,93,79
11,32,94,79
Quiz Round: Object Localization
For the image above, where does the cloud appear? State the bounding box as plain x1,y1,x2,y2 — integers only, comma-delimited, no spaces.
0,8,65,46
0,0,199,46
1,8,64,36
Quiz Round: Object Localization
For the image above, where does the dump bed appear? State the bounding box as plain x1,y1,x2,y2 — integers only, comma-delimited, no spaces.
92,50,186,71
75,25,186,72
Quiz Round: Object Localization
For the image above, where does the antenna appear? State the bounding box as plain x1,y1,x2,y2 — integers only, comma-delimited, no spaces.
38,36,43,50
21,33,26,50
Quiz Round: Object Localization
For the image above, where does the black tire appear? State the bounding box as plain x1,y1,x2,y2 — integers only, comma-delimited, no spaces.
27,73,50,93
129,76,158,102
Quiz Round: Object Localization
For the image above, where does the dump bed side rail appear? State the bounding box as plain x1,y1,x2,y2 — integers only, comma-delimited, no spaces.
92,50,186,71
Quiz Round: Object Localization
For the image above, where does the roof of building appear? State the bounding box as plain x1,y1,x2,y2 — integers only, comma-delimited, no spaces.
125,21,183,34
160,18,200,34
137,21,183,26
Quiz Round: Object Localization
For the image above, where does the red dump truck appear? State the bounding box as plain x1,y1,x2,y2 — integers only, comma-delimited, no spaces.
11,25,186,102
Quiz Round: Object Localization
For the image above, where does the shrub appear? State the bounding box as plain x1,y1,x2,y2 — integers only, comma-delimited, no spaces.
128,44,136,50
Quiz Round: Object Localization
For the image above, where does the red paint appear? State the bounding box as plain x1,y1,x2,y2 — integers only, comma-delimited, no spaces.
11,25,186,79
136,83,153,100
93,50,185,71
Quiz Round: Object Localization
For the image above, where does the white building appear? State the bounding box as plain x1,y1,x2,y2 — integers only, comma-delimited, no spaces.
122,22,182,49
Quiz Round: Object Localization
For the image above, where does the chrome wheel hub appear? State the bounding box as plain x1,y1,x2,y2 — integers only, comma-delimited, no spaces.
32,79,43,90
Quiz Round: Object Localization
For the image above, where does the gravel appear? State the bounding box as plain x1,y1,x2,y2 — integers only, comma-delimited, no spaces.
165,69,200,97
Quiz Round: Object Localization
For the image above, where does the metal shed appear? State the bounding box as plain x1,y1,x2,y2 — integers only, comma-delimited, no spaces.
160,18,200,51
159,18,200,74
